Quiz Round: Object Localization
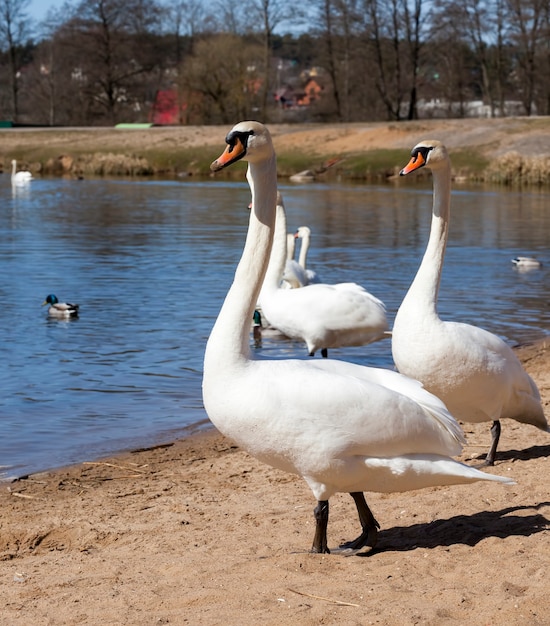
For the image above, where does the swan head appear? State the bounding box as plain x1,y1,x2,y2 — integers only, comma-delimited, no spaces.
400,140,449,176
210,121,273,172
294,226,311,240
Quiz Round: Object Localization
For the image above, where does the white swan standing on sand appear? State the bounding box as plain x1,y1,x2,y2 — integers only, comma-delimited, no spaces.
258,191,388,357
393,140,549,465
203,121,514,554
11,159,33,184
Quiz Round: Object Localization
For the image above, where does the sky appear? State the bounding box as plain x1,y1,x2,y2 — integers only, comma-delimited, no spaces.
28,0,67,23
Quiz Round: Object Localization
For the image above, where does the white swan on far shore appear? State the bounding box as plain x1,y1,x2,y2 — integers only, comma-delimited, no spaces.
203,121,514,554
11,159,33,185
393,140,549,465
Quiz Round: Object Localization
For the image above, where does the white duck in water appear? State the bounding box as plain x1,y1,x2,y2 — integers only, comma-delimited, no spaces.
258,191,388,357
42,294,79,318
203,121,513,554
511,256,542,269
393,140,548,465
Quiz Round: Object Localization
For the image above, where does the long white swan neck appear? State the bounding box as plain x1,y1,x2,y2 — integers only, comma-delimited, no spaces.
286,234,295,260
260,198,288,294
298,231,310,269
205,155,277,364
406,163,451,313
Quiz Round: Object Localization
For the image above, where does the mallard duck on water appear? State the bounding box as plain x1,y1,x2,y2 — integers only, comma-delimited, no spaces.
42,294,79,318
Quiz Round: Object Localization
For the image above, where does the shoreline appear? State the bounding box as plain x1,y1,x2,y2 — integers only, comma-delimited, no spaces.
2,117,550,184
0,339,548,624
3,336,548,484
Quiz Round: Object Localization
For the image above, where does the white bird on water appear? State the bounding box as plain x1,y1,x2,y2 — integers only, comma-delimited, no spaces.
281,229,309,289
257,191,388,357
294,225,322,284
203,121,514,554
511,256,542,270
11,159,33,185
392,139,548,465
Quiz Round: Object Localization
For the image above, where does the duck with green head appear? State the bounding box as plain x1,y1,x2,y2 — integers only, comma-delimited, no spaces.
42,294,79,318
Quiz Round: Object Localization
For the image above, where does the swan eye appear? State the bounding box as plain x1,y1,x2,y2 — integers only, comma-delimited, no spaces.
225,130,254,153
412,146,433,162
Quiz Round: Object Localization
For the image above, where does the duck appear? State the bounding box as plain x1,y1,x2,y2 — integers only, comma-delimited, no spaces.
203,121,514,554
257,191,388,357
511,256,542,269
294,225,322,284
11,159,33,184
393,139,548,465
42,294,79,318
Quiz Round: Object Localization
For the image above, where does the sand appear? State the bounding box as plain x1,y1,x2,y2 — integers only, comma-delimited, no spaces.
0,338,548,625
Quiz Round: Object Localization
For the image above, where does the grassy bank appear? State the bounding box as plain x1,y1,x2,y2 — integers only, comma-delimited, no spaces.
1,118,549,186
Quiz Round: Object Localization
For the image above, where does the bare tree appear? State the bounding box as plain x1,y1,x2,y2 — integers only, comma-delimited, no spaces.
180,33,264,124
67,0,162,124
364,0,406,120
244,0,305,121
505,0,546,115
311,0,363,122
0,0,31,121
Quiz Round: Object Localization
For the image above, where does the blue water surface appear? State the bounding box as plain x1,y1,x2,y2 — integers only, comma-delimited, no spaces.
0,175,548,478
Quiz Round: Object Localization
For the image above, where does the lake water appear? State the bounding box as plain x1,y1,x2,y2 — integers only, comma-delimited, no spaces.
1,175,548,479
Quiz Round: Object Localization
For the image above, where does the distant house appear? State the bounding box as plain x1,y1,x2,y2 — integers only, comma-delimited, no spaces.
296,77,323,107
274,76,324,110
150,90,186,125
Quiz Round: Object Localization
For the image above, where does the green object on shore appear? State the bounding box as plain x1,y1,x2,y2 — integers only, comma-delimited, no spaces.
115,123,154,129
0,120,13,128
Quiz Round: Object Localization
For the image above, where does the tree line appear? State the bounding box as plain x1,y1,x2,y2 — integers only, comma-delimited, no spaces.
1,0,549,126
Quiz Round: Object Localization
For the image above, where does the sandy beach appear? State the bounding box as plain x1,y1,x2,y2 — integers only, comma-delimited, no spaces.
0,336,548,625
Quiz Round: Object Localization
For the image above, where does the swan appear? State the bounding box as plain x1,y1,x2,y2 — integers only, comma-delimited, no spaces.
258,191,388,357
393,139,549,465
42,294,79,318
282,230,309,288
11,159,33,184
203,121,514,554
294,225,322,284
511,256,542,269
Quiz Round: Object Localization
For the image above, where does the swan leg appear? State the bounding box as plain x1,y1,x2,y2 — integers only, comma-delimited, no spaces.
321,348,328,358
311,500,330,553
484,420,501,466
336,492,380,552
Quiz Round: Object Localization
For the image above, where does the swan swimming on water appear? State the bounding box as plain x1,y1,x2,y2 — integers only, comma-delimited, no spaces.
393,139,548,465
294,225,322,284
202,121,514,554
11,159,33,185
257,191,388,357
